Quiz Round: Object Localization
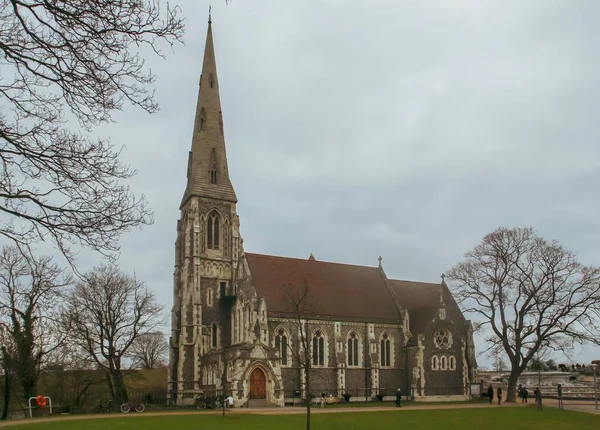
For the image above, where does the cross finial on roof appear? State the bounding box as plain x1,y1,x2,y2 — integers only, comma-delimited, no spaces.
208,5,212,24
441,273,446,282
378,255,383,267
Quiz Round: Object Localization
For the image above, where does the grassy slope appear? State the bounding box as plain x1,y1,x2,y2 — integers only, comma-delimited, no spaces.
4,407,600,430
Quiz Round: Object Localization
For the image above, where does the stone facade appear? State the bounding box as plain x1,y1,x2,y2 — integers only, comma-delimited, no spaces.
168,19,477,407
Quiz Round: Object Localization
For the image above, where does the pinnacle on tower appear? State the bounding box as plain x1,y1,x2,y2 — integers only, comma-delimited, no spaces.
181,17,237,207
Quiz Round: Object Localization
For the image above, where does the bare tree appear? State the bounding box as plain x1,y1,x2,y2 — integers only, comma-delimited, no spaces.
128,332,168,370
491,354,508,372
0,245,71,404
281,282,317,430
65,265,163,403
447,227,600,402
0,1,184,262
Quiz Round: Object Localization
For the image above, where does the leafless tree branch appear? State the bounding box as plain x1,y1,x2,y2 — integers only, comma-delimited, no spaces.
0,0,184,263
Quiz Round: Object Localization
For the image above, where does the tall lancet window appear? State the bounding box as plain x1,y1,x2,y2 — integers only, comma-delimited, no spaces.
380,332,391,367
207,211,220,250
275,328,288,366
210,164,217,184
347,331,359,366
209,73,215,88
199,108,206,131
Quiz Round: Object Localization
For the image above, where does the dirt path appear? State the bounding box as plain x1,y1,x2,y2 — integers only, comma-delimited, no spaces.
0,402,524,428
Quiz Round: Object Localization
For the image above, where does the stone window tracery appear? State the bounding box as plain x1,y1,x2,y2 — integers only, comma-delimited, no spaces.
380,332,392,367
312,330,326,367
275,327,289,366
347,331,359,367
207,211,220,250
433,328,452,349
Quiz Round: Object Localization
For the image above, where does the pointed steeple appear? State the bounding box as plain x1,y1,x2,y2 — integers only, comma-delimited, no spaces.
181,17,237,207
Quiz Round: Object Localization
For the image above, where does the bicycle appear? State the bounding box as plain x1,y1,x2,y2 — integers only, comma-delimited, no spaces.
195,394,221,410
120,402,145,413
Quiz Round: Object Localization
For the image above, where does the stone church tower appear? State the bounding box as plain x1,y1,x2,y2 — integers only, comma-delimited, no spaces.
168,16,243,404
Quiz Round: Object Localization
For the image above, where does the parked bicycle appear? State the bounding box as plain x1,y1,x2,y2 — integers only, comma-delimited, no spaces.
94,399,145,413
195,394,222,410
120,402,146,413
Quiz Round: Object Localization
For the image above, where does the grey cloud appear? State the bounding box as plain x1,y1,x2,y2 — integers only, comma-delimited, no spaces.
84,0,600,365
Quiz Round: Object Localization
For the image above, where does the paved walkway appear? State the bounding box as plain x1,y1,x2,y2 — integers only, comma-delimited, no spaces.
544,398,600,415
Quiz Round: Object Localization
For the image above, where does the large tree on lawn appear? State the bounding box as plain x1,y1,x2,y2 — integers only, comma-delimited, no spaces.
447,227,600,402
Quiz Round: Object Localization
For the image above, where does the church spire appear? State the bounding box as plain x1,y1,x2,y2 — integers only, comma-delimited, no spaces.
181,17,237,207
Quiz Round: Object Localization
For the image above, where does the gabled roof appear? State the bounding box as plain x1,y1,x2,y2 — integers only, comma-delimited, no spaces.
245,253,403,323
388,279,441,334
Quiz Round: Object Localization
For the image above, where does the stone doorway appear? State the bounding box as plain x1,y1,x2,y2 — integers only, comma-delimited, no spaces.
249,367,266,399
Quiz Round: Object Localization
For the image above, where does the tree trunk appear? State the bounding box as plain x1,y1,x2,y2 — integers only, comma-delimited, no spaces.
21,374,35,403
305,367,311,430
105,371,115,401
506,369,520,403
1,348,11,421
111,370,129,404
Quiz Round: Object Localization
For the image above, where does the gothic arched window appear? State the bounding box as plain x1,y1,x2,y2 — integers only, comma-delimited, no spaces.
449,355,456,371
312,330,325,366
210,164,217,184
440,355,448,370
275,328,288,366
432,355,439,370
433,329,452,349
347,331,359,366
207,211,220,250
380,333,391,367
212,323,218,348
209,73,215,88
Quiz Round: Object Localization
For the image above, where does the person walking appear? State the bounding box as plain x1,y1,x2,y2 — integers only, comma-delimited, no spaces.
496,387,502,405
534,387,542,411
523,387,528,403
518,383,523,400
395,388,402,407
487,385,494,404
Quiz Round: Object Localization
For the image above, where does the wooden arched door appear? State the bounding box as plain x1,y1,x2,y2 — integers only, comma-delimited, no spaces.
249,368,266,399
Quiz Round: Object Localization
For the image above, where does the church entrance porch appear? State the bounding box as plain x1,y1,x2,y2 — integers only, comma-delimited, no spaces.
249,367,266,399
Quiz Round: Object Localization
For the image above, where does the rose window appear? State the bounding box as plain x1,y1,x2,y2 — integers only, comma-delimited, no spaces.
433,329,451,349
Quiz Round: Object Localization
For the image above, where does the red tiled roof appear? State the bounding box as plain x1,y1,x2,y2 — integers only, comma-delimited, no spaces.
388,280,441,334
245,253,403,323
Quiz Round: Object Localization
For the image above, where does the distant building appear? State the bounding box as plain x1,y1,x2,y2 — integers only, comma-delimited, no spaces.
168,18,477,407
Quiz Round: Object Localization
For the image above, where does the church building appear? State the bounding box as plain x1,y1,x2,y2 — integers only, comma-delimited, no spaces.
168,18,477,407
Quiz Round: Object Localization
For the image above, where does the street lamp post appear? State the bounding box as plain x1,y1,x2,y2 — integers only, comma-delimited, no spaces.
592,363,598,411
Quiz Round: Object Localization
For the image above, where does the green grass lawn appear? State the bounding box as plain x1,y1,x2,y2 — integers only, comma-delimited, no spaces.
3,407,599,430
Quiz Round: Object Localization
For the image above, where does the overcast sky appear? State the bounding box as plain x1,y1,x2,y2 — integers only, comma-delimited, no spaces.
87,0,600,367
